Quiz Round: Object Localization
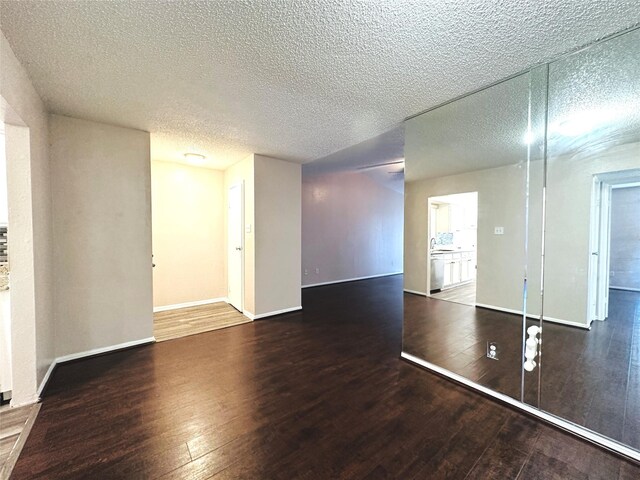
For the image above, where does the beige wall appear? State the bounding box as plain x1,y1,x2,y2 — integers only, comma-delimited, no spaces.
544,143,640,325
1,30,54,405
254,155,301,315
151,161,226,307
302,171,403,286
404,163,543,317
224,154,255,314
50,115,153,357
223,154,301,317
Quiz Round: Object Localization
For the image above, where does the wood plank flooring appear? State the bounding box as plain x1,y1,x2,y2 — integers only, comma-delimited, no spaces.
11,276,640,478
404,288,640,452
0,403,40,479
430,281,476,306
154,302,250,342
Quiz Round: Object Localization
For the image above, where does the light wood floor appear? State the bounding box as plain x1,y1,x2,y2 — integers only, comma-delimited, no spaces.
153,302,250,342
0,402,40,479
430,280,476,306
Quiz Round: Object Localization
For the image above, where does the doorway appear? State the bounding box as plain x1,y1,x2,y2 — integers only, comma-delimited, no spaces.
588,169,640,323
427,192,478,306
227,182,244,312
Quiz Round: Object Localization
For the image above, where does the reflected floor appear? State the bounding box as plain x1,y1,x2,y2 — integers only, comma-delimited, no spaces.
430,281,476,306
403,289,640,451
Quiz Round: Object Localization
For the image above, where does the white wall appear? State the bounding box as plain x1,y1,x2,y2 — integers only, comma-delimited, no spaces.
1,30,54,405
609,186,640,291
50,115,153,357
302,171,403,286
254,155,301,314
151,161,226,308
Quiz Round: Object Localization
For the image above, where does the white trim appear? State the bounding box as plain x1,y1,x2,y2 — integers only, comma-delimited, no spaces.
403,288,427,296
35,337,157,399
610,286,640,292
153,298,227,313
55,337,156,364
474,302,591,330
302,272,402,289
36,360,57,397
400,352,640,463
8,394,38,409
243,306,302,320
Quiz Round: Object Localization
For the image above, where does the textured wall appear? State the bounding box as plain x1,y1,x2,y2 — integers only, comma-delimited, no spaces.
50,115,153,357
1,30,54,405
254,155,301,314
302,171,403,286
151,161,226,308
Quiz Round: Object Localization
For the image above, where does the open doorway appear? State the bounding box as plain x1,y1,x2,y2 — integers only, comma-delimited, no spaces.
150,160,249,342
427,192,478,306
588,169,640,323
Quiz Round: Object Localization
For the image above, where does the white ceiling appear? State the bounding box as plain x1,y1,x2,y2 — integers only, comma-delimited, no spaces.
1,1,639,170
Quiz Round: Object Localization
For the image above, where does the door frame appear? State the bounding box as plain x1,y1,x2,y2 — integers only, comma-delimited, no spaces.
227,182,244,313
588,170,640,322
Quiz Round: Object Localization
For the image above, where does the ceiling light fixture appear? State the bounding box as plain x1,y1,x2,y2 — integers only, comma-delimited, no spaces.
183,152,206,165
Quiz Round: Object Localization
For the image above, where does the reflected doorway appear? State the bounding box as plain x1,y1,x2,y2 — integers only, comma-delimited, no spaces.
427,192,478,307
588,169,640,323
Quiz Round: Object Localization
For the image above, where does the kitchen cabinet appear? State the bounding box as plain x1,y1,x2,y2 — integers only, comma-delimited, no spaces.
431,250,476,291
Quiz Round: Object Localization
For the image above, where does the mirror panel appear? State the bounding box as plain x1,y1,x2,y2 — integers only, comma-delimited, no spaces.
541,28,640,450
403,71,532,401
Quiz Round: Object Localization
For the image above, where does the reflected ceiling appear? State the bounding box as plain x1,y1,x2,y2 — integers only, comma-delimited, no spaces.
404,73,530,182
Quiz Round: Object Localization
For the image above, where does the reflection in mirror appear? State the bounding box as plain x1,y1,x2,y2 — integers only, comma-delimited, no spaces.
403,72,533,401
540,28,640,451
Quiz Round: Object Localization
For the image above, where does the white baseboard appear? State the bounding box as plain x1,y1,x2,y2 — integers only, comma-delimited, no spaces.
404,289,427,296
302,272,402,289
36,360,57,397
153,297,227,312
55,337,156,364
36,336,156,400
243,306,302,320
474,303,591,330
610,286,640,293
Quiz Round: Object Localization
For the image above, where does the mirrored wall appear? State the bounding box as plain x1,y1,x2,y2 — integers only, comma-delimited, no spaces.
402,27,640,459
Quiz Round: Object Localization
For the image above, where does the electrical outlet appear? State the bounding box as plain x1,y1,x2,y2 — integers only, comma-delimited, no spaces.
487,342,499,360
304,269,308,276
315,268,320,274
494,226,504,235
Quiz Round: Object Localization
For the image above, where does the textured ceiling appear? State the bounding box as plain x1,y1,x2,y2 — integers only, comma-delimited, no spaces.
1,1,639,170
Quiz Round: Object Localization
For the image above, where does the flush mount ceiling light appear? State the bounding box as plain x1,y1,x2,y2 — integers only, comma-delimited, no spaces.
183,153,206,165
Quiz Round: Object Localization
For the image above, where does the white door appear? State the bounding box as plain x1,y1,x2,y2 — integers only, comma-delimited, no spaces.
227,183,243,312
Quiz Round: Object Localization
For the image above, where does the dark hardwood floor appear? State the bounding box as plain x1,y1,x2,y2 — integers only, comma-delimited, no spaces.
12,276,640,479
403,288,640,453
